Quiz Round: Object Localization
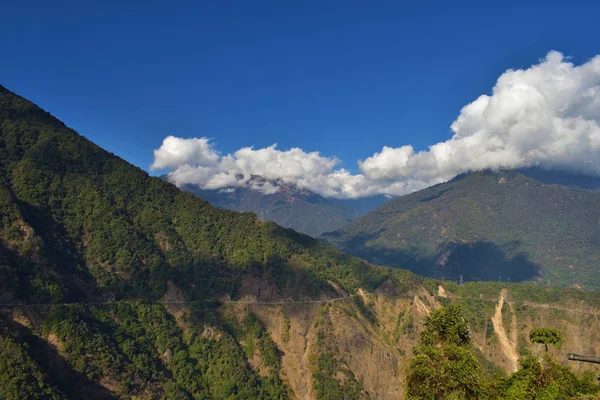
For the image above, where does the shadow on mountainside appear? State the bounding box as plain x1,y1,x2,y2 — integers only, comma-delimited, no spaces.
329,236,540,284
431,241,540,283
2,315,117,400
4,200,104,302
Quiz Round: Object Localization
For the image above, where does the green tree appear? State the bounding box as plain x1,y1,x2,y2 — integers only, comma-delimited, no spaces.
419,303,471,347
529,328,563,352
406,304,489,399
503,354,600,399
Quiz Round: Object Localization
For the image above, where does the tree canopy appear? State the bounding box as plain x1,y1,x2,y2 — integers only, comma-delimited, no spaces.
407,305,488,399
529,328,564,352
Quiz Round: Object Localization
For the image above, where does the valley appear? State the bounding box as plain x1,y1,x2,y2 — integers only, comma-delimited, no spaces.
2,84,600,399
176,181,361,237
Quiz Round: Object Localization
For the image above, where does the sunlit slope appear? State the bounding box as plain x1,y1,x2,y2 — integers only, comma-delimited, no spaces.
0,83,398,305
323,170,600,289
3,85,600,399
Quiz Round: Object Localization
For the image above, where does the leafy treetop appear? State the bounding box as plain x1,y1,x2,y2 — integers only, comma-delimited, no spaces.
419,303,471,347
529,327,564,352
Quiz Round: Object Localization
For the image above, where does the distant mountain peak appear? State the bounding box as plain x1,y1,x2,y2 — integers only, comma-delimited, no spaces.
171,177,392,237
323,168,600,290
175,181,358,237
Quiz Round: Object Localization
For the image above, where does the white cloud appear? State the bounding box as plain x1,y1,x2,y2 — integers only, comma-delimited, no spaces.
156,141,352,195
150,136,219,171
359,51,600,186
153,51,600,198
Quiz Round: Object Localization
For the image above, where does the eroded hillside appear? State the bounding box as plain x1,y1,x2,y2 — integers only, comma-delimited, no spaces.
233,281,600,399
4,278,600,399
2,85,600,399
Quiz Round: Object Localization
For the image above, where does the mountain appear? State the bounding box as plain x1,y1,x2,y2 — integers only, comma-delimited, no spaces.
175,178,392,237
177,179,360,237
322,169,600,290
3,85,600,399
518,167,600,191
329,194,393,216
0,83,395,399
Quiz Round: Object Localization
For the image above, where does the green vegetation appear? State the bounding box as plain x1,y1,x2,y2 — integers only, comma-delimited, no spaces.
529,328,564,353
0,84,360,399
352,295,377,325
0,85,410,307
310,350,364,400
419,304,471,346
236,311,284,374
182,183,360,238
2,82,439,306
0,301,291,399
394,307,415,340
3,85,600,399
406,304,491,399
455,281,600,307
0,335,65,400
407,305,600,400
503,355,599,399
323,169,600,290
310,306,364,400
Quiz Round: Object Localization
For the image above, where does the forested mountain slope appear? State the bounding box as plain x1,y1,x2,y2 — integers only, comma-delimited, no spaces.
0,83,395,398
2,85,600,399
322,169,600,290
0,83,397,305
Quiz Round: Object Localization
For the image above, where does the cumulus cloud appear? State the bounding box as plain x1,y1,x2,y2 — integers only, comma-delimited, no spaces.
155,141,356,195
153,51,600,198
360,51,600,184
150,136,219,170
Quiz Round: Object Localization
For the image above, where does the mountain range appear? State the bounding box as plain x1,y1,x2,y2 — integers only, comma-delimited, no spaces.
3,85,600,399
174,178,390,237
323,168,600,290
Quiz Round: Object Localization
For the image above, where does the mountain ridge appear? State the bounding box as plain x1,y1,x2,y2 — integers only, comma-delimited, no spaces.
322,168,600,289
176,179,361,237
3,85,600,399
169,174,392,237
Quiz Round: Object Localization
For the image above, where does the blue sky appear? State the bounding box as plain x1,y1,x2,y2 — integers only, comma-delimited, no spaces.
2,0,600,197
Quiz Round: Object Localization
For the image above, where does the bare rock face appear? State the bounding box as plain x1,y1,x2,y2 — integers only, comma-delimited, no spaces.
162,348,173,363
219,284,600,400
201,325,222,341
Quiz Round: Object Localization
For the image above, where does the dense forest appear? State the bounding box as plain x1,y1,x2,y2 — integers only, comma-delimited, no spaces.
0,84,403,306
0,83,407,399
323,169,600,290
2,85,600,399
